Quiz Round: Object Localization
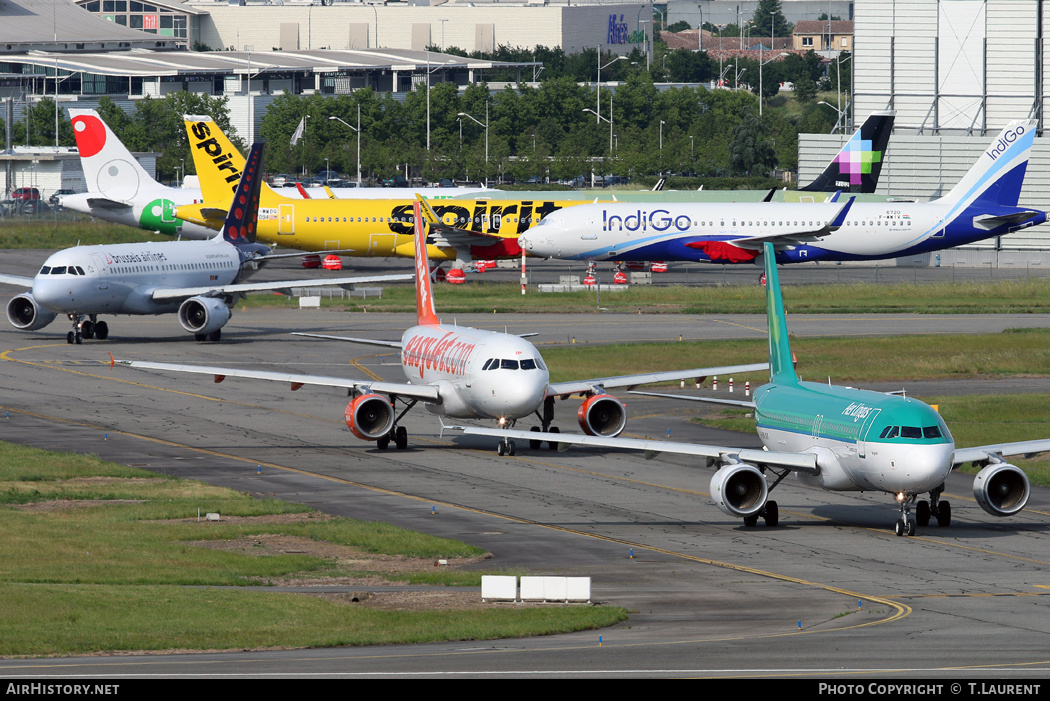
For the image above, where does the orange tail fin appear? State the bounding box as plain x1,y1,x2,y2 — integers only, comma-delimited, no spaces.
413,200,440,326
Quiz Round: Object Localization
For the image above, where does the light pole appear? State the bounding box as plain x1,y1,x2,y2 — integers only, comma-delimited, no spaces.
329,105,362,185
659,120,666,150
817,101,848,133
583,93,614,155
597,52,627,124
697,4,703,52
457,103,489,187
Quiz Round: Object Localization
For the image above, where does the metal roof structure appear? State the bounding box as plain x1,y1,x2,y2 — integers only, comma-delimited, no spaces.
22,46,535,78
0,0,178,52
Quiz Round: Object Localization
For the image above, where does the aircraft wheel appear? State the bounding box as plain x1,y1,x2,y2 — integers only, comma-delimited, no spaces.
743,514,758,527
195,333,206,342
497,441,506,456
907,518,916,537
764,500,779,527
80,321,94,340
208,330,222,342
916,500,931,527
66,331,75,344
394,426,408,450
895,518,905,537
377,435,390,450
507,440,516,456
74,331,82,345
94,321,109,340
530,426,541,450
547,425,561,450
936,500,952,527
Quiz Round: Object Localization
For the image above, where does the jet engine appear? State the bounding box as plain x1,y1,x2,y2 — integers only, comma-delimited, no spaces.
6,294,57,331
577,393,627,437
178,296,231,335
344,394,395,440
973,462,1030,517
709,463,768,518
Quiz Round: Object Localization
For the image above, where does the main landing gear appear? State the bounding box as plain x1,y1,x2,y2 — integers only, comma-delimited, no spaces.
375,399,416,451
895,485,952,536
66,314,108,344
743,500,779,528
525,397,561,451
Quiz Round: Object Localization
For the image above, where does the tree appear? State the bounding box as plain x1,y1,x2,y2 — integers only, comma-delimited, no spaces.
728,109,776,175
750,0,793,38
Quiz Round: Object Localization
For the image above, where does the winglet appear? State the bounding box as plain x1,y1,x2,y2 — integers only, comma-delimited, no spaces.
761,188,776,202
295,182,311,199
413,200,441,326
828,196,855,230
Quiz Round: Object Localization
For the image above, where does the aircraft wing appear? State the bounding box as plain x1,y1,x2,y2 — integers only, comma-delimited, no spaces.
546,362,768,398
723,197,857,250
450,426,819,474
416,198,513,248
149,272,411,303
953,439,1050,466
292,332,403,349
116,359,441,402
627,390,757,409
0,274,34,288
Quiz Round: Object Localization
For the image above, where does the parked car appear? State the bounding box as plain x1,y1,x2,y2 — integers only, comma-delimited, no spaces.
12,187,40,201
49,189,76,206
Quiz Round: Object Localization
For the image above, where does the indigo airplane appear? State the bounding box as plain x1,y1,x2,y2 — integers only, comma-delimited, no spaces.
455,242,1050,536
518,120,1045,265
0,143,409,343
117,201,765,452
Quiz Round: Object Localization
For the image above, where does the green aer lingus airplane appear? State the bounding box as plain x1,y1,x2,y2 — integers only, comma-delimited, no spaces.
456,241,1050,536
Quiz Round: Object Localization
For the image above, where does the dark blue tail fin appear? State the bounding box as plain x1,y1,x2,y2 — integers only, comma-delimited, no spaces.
222,141,264,245
800,111,894,194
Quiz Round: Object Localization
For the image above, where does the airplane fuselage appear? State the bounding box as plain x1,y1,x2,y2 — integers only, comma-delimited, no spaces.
399,323,549,421
60,189,218,241
177,196,579,261
754,380,955,496
30,239,246,315
519,199,1045,264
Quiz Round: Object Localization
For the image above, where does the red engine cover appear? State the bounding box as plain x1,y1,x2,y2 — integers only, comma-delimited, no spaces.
344,393,394,440
577,393,627,437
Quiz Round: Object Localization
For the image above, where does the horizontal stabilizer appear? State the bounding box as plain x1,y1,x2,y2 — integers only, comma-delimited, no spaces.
972,211,1043,230
86,197,132,211
292,332,403,349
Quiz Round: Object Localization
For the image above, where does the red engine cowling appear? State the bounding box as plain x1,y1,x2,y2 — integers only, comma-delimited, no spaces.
344,394,395,440
577,393,627,437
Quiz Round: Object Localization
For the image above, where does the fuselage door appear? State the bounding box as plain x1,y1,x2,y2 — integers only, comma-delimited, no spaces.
87,253,109,290
278,204,295,235
583,212,597,239
856,408,882,459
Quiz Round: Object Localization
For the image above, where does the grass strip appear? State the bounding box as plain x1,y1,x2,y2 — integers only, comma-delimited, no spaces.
0,442,626,656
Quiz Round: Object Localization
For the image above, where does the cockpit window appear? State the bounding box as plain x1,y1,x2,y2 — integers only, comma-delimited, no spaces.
75,266,86,275
520,359,537,370
900,426,922,439
879,426,899,439
39,266,51,275
923,426,942,439
500,359,519,370
49,266,67,275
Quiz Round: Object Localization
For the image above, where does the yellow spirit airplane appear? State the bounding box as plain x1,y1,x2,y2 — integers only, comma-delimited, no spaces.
178,115,599,266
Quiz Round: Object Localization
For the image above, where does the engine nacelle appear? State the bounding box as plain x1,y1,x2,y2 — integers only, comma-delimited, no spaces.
577,393,627,437
178,296,231,335
6,294,57,331
709,463,768,518
344,394,395,440
973,462,1030,517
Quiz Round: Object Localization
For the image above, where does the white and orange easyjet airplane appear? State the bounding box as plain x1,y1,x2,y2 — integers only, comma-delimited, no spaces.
118,201,766,452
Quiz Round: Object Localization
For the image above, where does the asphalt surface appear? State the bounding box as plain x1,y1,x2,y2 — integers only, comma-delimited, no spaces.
0,251,1049,679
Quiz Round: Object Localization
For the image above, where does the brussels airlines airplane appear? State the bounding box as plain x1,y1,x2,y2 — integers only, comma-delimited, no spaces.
518,120,1045,265
60,109,490,241
0,143,409,344
456,242,1050,536
117,201,766,452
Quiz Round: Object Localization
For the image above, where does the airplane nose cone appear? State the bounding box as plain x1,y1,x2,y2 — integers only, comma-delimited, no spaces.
31,278,69,311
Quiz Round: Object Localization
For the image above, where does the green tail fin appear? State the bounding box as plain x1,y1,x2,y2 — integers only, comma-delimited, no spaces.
763,243,799,384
